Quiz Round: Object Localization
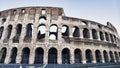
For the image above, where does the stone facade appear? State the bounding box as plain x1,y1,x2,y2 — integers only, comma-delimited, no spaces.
0,6,120,64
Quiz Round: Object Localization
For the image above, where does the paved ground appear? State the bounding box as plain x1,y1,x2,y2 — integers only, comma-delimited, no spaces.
0,63,120,68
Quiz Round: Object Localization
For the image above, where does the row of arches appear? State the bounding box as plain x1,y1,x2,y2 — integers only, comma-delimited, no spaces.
0,24,118,43
0,47,120,64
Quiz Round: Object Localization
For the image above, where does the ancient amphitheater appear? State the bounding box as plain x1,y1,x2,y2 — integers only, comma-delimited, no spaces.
0,6,120,65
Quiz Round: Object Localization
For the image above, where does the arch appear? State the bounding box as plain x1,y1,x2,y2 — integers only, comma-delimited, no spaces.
103,50,109,63
114,51,119,62
92,29,98,39
99,31,104,40
81,21,87,26
7,25,13,39
21,47,30,64
74,49,82,63
24,23,33,42
73,26,80,37
109,51,114,63
48,48,57,64
62,48,70,64
0,26,4,39
39,16,47,23
105,32,110,41
95,50,102,63
13,24,22,43
9,47,17,63
83,28,90,38
85,49,92,63
49,24,58,40
62,25,69,36
0,47,7,63
37,24,46,40
34,47,44,64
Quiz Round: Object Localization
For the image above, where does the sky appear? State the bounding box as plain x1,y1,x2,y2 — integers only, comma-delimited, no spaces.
0,0,120,35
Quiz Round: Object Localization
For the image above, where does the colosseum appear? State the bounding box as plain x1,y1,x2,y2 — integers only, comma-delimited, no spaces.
0,6,120,65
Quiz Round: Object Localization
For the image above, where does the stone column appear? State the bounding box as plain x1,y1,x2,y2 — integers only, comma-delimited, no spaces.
113,52,116,62
107,51,110,62
103,32,106,41
9,26,16,44
16,48,22,64
92,50,96,63
32,27,37,44
4,48,11,64
70,49,74,64
29,48,35,64
80,28,83,38
101,51,105,63
89,29,93,39
69,25,73,38
81,49,86,64
0,28,7,42
44,48,48,64
57,50,62,64
19,27,26,44
97,31,100,40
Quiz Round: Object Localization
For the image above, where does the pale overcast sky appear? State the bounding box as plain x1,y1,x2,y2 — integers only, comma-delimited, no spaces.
0,0,120,35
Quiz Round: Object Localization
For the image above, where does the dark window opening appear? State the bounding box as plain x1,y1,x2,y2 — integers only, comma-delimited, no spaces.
49,24,58,40
114,35,117,43
81,21,87,26
74,49,82,63
2,18,6,24
12,10,17,15
0,48,7,63
24,23,33,43
103,51,109,63
86,49,92,63
21,9,25,14
99,31,104,40
0,27,4,39
109,51,114,63
110,34,114,43
92,29,98,39
13,24,22,43
62,25,69,36
10,47,17,63
37,24,46,41
98,25,102,29
73,26,80,37
83,28,90,38
41,9,46,15
114,52,119,62
48,48,57,64
105,32,110,41
62,48,70,64
21,48,30,64
95,50,101,63
34,48,44,64
39,16,47,23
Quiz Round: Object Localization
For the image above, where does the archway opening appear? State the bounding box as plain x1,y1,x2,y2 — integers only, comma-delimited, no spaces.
86,49,92,63
83,28,90,38
99,31,104,40
10,47,17,63
24,23,33,42
74,49,82,63
62,25,69,36
0,48,7,63
105,32,110,41
0,27,4,39
103,50,109,63
34,48,44,64
13,24,22,43
109,51,114,63
39,16,47,23
114,52,119,62
95,50,101,63
48,48,57,64
73,26,80,37
92,29,98,39
62,48,70,64
21,48,30,64
37,24,46,41
49,24,58,40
